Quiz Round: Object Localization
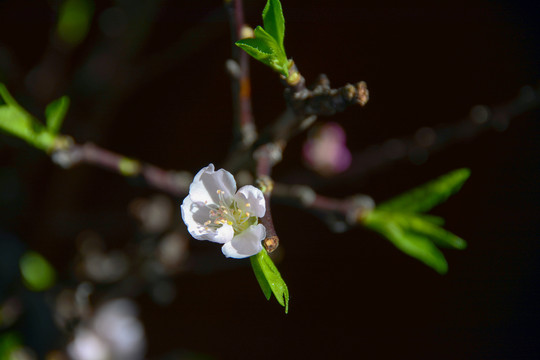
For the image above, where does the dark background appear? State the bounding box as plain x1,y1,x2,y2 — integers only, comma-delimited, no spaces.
0,0,539,358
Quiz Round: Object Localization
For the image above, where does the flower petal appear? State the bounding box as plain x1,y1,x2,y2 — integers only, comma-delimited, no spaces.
235,185,266,218
181,196,234,244
189,164,237,206
205,223,235,244
180,197,209,240
221,224,265,259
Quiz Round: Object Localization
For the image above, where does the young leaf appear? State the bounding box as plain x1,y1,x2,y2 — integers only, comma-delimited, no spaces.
378,168,471,213
0,84,57,151
236,26,289,77
0,105,56,151
0,83,19,107
0,83,33,118
397,214,467,250
415,213,446,226
45,96,70,134
250,254,272,300
235,0,289,77
262,0,285,52
236,32,276,68
250,248,289,313
383,222,449,274
364,210,449,274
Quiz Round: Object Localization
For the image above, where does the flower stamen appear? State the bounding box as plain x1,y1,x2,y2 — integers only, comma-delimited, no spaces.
202,189,258,235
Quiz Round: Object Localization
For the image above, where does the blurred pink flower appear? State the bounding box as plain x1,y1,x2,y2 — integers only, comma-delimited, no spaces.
303,122,352,176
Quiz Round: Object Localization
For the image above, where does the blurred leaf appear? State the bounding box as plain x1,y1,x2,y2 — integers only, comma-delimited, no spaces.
365,211,448,274
0,332,22,360
19,251,56,291
397,214,467,250
415,214,446,226
0,84,22,109
383,223,448,274
378,168,471,213
56,0,94,46
262,0,285,53
0,84,56,151
363,168,471,274
250,249,289,313
45,96,70,134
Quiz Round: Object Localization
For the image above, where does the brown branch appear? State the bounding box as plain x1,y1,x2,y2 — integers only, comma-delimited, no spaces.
272,183,375,231
226,0,256,148
254,144,281,253
51,142,191,197
338,84,540,186
225,70,369,172
276,84,540,189
274,73,369,142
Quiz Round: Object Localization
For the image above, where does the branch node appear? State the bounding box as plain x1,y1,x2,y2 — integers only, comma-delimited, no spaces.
225,59,241,79
346,194,375,225
256,175,274,195
263,236,279,253
356,81,369,106
253,142,284,169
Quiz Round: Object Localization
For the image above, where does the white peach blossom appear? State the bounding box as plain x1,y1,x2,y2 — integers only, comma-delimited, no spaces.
181,164,266,258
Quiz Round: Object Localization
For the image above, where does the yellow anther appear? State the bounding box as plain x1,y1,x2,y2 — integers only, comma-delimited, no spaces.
246,212,250,217
245,203,251,207
204,220,211,226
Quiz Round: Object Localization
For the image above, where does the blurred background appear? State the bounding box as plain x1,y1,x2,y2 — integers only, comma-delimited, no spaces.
0,0,539,359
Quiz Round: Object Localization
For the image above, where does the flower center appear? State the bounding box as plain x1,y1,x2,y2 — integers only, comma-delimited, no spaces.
203,189,257,235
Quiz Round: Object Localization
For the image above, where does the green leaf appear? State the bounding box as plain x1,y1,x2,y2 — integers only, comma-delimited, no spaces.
0,83,20,108
378,168,471,213
250,249,289,313
415,214,446,226
235,0,289,77
262,0,285,52
250,254,272,300
56,0,94,46
364,210,449,274
0,332,23,360
384,223,448,274
397,214,467,250
236,27,289,77
362,169,470,273
19,251,56,291
45,96,70,134
0,106,56,151
0,83,58,151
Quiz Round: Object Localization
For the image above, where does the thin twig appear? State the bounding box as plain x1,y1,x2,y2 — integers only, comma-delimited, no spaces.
272,183,374,231
225,71,369,172
52,142,191,197
226,0,256,148
254,144,281,252
282,84,540,188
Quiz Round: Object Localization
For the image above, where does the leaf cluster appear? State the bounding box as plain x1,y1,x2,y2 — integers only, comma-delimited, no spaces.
0,83,69,152
235,0,289,77
363,169,471,274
